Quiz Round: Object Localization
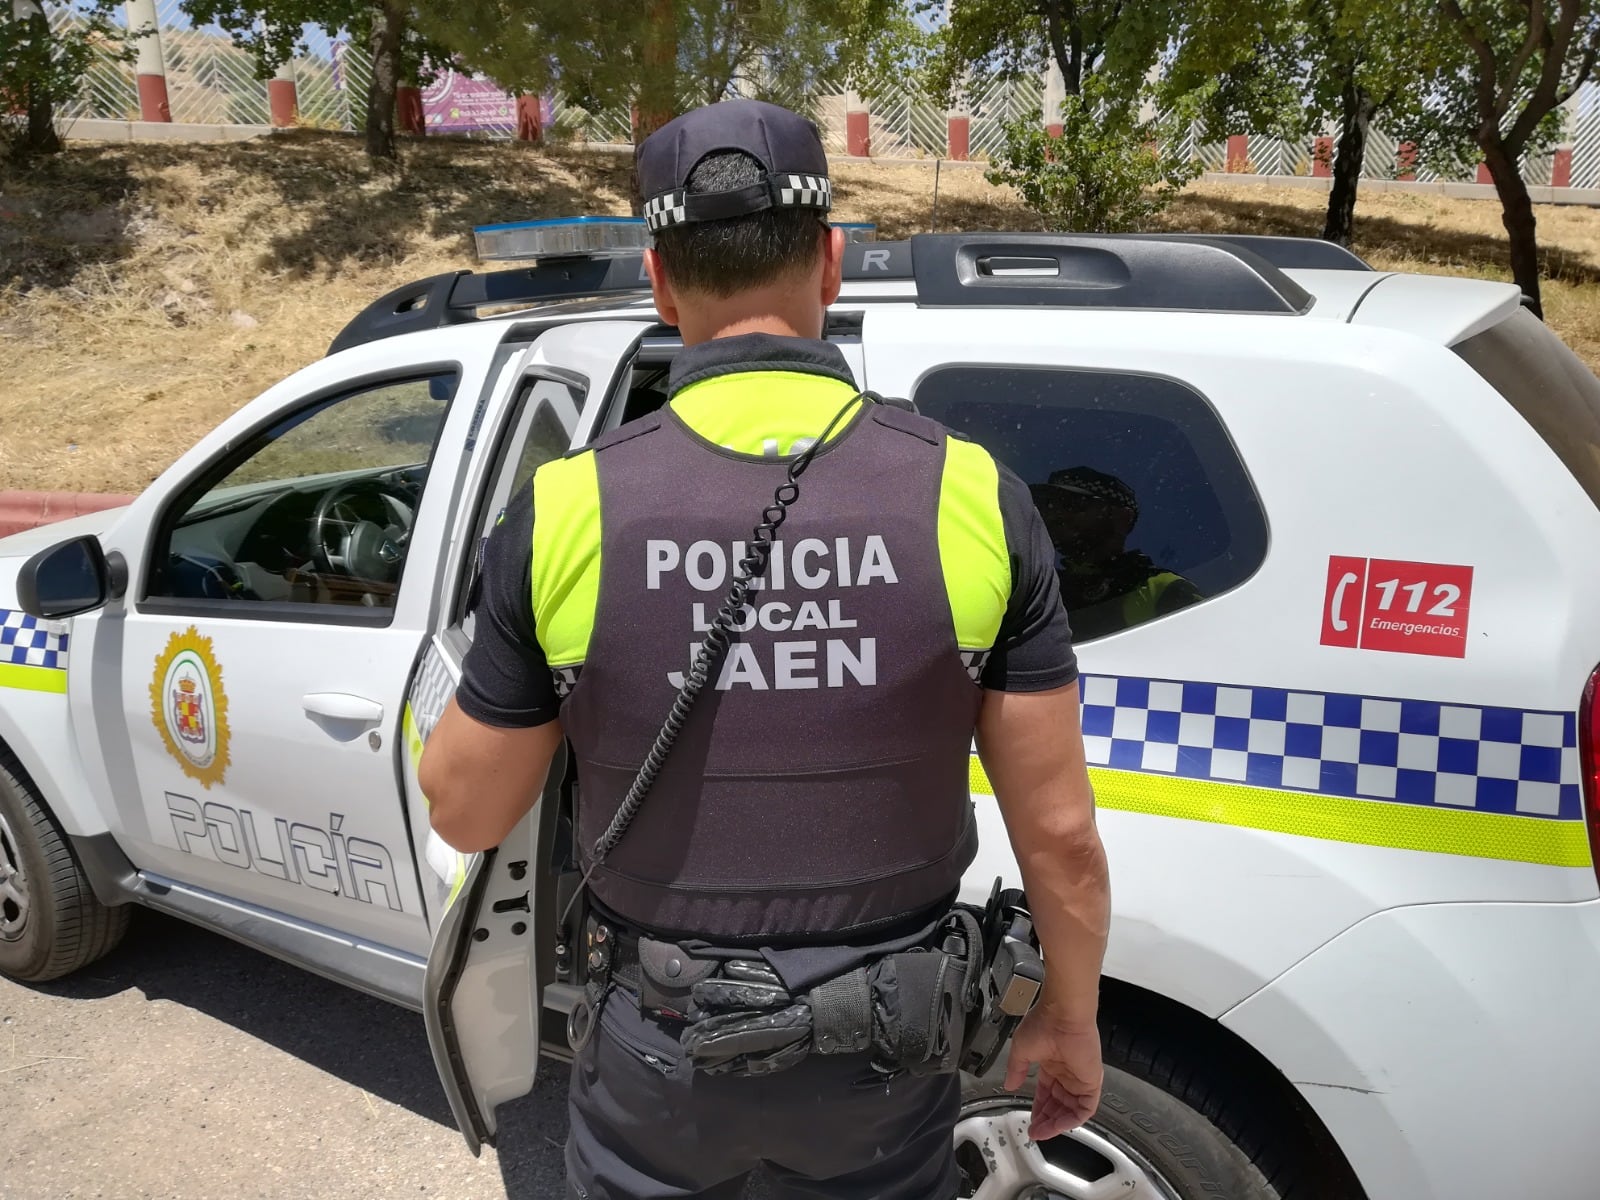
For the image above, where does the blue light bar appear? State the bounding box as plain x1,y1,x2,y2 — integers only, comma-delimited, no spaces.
475,215,876,262
474,216,650,262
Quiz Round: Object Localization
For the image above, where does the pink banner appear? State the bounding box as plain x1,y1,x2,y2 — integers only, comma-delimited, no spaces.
421,67,517,133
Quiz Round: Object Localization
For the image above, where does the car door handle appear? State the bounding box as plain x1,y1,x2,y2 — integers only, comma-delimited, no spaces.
301,693,385,724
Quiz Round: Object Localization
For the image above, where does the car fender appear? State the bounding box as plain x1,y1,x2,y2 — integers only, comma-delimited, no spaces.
1221,898,1600,1200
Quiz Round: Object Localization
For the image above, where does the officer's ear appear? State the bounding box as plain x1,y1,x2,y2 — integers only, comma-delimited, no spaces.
644,248,681,329
821,224,845,306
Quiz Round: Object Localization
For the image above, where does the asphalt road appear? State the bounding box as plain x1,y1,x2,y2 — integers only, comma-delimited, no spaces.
0,910,775,1200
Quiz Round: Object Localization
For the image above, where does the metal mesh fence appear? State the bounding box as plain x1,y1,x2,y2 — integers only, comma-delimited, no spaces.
1572,87,1600,187
47,2,138,119
153,0,269,126
37,7,1600,188
966,75,1042,161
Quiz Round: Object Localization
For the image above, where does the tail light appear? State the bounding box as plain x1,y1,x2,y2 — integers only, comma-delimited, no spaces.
1579,670,1600,885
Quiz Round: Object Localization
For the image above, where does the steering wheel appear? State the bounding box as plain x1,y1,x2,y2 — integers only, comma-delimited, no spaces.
310,479,416,584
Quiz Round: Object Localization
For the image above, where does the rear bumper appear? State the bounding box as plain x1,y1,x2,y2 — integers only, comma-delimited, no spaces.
1223,896,1600,1200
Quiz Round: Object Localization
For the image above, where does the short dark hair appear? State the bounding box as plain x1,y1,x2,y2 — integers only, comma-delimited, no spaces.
650,150,825,297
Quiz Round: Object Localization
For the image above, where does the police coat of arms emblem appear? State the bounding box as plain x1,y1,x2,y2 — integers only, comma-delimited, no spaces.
150,627,231,788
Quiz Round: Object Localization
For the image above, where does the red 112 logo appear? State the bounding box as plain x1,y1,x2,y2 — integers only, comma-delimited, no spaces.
1321,556,1474,659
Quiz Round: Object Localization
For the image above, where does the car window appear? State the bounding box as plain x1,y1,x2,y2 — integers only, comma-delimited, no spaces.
459,372,586,632
914,366,1267,643
1454,309,1600,511
507,376,585,496
147,373,458,613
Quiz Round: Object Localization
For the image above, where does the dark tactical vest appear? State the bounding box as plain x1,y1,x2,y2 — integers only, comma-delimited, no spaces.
549,402,991,942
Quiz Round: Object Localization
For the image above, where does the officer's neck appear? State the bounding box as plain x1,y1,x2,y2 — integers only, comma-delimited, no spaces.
676,290,825,346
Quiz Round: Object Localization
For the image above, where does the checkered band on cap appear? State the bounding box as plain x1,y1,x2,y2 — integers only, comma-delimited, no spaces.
643,190,690,232
642,174,834,232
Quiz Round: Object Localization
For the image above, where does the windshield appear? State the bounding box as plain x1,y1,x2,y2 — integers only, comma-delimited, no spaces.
1454,309,1600,509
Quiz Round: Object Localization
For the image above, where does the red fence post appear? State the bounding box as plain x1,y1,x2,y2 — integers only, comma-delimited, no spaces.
845,93,870,157
397,86,425,136
947,111,970,161
1226,134,1249,172
1554,145,1573,187
516,95,542,143
1397,142,1418,181
1312,136,1333,178
268,63,298,128
127,0,171,122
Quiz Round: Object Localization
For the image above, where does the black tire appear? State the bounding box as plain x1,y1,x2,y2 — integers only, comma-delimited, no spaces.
0,747,129,983
960,1052,1282,1199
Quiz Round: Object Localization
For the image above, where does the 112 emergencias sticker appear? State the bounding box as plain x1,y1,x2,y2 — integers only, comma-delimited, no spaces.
1321,556,1474,659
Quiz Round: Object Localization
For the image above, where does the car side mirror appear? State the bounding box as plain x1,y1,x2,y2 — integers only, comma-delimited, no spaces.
16,535,126,620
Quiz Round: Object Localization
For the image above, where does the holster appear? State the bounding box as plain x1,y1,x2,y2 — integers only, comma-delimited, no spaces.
634,936,720,1020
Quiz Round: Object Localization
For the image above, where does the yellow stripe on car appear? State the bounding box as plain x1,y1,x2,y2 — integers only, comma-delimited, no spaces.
0,664,67,694
968,757,1593,869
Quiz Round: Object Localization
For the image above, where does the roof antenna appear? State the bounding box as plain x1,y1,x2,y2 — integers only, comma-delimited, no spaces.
930,157,943,232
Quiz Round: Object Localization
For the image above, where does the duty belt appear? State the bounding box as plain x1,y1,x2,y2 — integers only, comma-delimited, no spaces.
568,888,1042,1080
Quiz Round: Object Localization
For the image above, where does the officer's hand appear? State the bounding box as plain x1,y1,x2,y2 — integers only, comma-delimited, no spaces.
1004,1003,1103,1140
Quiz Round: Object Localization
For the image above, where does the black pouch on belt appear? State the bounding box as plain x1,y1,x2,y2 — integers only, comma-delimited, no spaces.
635,937,719,1019
874,948,971,1076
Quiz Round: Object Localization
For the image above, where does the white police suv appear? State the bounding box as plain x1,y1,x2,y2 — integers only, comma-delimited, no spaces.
3,220,1598,1200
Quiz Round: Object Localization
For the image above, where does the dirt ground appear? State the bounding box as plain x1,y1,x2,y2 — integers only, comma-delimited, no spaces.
2,132,1598,495
0,908,783,1199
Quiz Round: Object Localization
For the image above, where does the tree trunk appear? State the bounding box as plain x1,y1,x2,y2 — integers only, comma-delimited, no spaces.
629,0,678,214
21,5,62,157
1322,80,1374,246
1483,135,1543,317
635,0,678,142
1041,0,1082,95
365,2,403,162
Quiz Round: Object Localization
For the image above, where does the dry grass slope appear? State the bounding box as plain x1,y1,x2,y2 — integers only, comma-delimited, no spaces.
2,131,1599,494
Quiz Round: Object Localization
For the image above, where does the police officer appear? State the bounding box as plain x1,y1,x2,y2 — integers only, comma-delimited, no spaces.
421,99,1110,1199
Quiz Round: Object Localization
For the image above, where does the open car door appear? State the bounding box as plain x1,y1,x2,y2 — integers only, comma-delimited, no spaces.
423,728,567,1154
411,319,655,1153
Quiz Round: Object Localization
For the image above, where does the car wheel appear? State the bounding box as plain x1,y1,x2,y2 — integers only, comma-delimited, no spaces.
0,749,128,983
959,1061,1280,1200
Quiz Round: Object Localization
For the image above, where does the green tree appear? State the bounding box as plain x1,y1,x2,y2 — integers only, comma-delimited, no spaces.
179,0,451,160
1415,0,1600,316
925,0,1180,102
413,0,905,147
986,81,1204,232
924,0,1194,232
1,0,133,159
1165,0,1449,246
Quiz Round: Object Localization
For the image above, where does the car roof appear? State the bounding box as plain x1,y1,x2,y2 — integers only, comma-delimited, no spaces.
326,233,1526,361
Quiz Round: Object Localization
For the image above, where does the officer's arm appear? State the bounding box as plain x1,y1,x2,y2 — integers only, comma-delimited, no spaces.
422,702,563,853
975,682,1109,1031
424,484,563,853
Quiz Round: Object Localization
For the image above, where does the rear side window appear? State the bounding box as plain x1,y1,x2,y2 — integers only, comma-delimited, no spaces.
914,367,1267,642
1454,309,1600,509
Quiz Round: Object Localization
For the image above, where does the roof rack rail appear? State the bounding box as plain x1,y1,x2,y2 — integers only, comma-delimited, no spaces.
328,232,1360,355
326,242,915,355
909,233,1313,313
1144,233,1372,272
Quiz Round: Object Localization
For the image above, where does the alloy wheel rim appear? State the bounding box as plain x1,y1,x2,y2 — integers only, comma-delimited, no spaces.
0,807,30,943
955,1100,1184,1200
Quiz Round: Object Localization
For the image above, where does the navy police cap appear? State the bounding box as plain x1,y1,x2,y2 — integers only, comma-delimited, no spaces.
637,99,832,233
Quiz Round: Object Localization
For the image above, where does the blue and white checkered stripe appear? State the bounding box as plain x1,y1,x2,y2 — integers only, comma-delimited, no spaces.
1079,675,1582,821
0,609,68,671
